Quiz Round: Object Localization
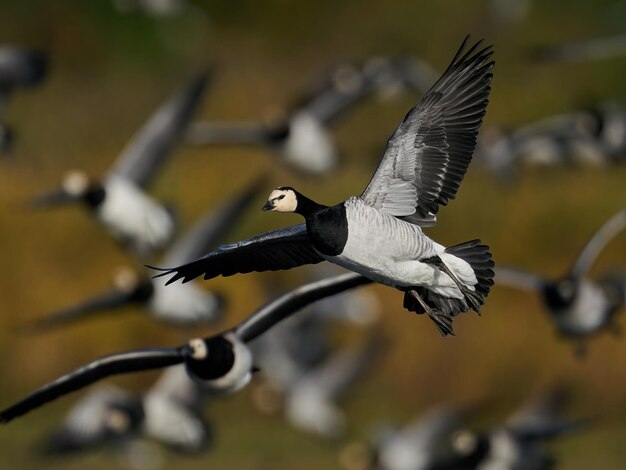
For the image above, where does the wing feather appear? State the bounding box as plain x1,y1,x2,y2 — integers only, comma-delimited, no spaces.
360,37,494,226
110,71,211,188
151,224,323,285
0,348,184,423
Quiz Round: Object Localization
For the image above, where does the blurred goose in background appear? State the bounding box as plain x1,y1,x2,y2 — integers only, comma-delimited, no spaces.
31,71,210,259
28,177,263,329
339,405,465,470
475,102,626,179
530,33,626,64
158,37,495,337
252,264,380,407
284,330,385,439
446,387,587,470
38,385,144,456
187,55,436,175
496,207,626,356
0,46,47,153
41,365,212,456
0,272,373,422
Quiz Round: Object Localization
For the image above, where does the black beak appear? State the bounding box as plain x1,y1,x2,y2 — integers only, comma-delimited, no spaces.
30,188,77,209
261,200,274,211
26,289,139,332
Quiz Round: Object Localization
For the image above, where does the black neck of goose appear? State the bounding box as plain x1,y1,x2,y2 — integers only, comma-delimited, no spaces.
185,336,235,381
295,192,327,217
84,184,106,208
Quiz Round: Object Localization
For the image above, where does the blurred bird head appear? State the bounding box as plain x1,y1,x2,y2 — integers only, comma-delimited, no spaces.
543,278,578,310
104,400,145,436
184,333,254,395
450,428,490,461
112,266,154,301
32,170,105,209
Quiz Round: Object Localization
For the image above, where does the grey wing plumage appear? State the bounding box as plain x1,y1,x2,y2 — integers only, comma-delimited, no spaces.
0,348,186,423
161,177,265,267
110,70,211,188
236,272,372,343
360,37,494,226
151,224,323,285
571,207,626,279
495,267,545,292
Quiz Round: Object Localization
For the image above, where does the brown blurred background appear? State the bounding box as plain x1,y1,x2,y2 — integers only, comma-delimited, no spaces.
0,0,625,468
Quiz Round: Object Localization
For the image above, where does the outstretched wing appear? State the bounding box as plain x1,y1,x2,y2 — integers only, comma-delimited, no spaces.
571,207,626,279
0,348,185,423
360,37,494,226
151,224,323,285
235,272,372,343
110,70,211,189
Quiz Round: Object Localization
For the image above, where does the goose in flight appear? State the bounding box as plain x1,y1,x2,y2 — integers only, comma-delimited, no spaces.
27,178,263,329
156,37,496,336
283,331,385,438
0,272,372,423
39,366,213,456
31,71,210,259
475,102,626,179
447,387,587,470
341,405,466,470
496,207,626,356
187,55,436,175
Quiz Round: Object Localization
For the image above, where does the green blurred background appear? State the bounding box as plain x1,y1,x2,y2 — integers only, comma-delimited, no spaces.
0,0,625,468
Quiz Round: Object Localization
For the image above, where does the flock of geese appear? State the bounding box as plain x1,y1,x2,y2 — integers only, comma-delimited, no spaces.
0,11,625,470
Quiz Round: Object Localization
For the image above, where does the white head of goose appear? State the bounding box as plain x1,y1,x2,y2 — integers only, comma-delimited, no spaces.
154,36,495,336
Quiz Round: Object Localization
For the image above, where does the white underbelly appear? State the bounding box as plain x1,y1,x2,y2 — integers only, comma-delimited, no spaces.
554,282,610,335
98,177,174,252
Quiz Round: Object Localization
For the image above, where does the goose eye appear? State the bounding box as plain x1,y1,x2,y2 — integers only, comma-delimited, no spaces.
278,195,285,200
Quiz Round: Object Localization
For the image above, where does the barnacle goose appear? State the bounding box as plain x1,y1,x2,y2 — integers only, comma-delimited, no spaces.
156,37,496,336
186,56,436,175
0,272,372,422
40,366,212,455
496,207,626,356
31,71,210,259
27,178,263,329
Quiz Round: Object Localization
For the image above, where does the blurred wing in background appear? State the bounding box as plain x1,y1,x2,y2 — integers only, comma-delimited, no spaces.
236,272,372,343
495,267,545,292
109,70,212,189
570,207,626,279
0,348,186,423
